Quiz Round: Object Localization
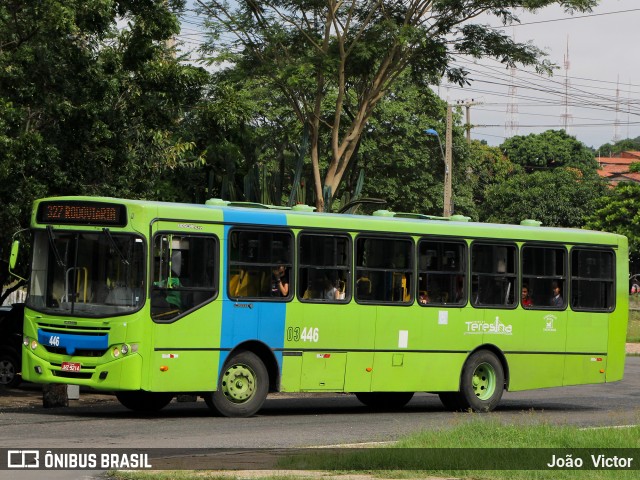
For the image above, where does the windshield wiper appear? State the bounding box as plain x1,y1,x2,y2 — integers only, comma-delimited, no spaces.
46,226,66,267
102,228,130,265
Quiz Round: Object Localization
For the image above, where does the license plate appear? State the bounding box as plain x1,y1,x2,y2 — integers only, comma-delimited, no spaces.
61,362,81,372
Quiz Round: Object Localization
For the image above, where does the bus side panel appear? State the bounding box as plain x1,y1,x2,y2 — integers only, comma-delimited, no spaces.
282,302,375,392
563,312,608,386
563,355,607,387
371,305,474,392
370,352,465,392
607,246,629,382
149,303,222,392
218,211,288,379
506,354,565,391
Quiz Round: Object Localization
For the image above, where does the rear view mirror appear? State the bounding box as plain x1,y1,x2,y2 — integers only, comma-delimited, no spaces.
9,239,26,282
9,240,19,270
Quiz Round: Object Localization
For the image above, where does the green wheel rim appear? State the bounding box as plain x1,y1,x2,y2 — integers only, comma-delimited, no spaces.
472,362,496,400
221,363,257,403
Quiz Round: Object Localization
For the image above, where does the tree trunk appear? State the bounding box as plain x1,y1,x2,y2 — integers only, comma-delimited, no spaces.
43,384,69,408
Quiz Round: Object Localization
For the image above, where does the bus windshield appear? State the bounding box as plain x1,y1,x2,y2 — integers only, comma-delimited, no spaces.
26,229,145,317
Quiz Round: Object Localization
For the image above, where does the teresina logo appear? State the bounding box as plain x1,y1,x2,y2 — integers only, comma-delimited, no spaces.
465,317,513,335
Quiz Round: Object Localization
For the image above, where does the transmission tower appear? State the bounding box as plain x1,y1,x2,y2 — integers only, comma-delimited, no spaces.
613,75,622,143
505,31,519,137
560,37,573,133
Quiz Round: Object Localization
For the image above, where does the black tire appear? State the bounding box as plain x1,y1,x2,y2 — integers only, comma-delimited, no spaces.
115,391,174,412
204,351,269,418
458,350,505,412
0,352,21,388
355,392,414,410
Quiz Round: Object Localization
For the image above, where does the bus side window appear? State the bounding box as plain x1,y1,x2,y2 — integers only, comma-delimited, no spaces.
471,243,516,308
151,234,218,321
418,240,466,307
228,229,293,301
355,236,413,304
298,233,351,303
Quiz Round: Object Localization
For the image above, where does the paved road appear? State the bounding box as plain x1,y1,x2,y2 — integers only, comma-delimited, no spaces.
1,356,639,479
1,357,638,450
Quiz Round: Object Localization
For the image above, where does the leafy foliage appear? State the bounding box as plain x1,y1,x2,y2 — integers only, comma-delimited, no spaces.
481,168,606,228
585,182,640,270
0,0,208,284
596,137,640,157
500,130,598,173
196,0,598,210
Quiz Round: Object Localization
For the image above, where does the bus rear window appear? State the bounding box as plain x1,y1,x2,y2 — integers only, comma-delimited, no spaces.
571,248,615,311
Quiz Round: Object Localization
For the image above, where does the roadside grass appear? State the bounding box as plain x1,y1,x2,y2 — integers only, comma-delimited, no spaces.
108,418,640,480
278,419,640,479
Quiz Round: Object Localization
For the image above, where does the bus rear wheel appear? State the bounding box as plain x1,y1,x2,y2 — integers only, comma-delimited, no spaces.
355,392,414,410
459,350,504,412
115,391,174,413
205,351,268,418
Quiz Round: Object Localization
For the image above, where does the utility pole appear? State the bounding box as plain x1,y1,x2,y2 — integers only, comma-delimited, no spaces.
455,99,481,144
444,104,453,216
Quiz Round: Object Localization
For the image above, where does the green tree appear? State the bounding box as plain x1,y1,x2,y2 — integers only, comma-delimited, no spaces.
0,0,208,289
585,182,640,270
481,168,606,228
466,141,518,217
196,0,598,211
500,130,598,173
596,137,640,157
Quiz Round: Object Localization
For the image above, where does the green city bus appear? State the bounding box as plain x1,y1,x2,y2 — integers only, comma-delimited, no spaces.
18,197,628,417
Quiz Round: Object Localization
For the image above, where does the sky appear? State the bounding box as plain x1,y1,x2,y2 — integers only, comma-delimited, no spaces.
178,1,640,150
439,0,640,149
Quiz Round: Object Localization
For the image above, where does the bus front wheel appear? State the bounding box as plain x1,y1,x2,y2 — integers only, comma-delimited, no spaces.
205,351,268,418
115,391,174,413
355,392,414,409
458,350,504,412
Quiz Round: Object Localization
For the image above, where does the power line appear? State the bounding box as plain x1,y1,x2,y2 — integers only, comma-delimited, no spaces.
489,8,640,28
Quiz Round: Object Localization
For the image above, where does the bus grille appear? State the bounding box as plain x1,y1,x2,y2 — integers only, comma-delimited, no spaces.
44,346,107,357
52,370,93,380
38,323,110,334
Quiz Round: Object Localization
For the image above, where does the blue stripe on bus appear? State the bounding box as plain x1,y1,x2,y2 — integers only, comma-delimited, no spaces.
37,330,108,356
219,209,287,376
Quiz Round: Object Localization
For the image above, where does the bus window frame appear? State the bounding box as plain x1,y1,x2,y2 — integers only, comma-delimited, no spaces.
569,246,616,313
470,240,518,310
297,231,352,304
227,227,295,302
416,237,468,307
26,227,148,319
354,233,414,306
520,242,568,311
150,231,220,323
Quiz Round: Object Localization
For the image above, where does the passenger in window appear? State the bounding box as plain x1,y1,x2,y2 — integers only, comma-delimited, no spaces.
419,291,430,305
521,285,533,307
321,275,338,300
271,265,289,297
551,281,563,307
303,273,323,299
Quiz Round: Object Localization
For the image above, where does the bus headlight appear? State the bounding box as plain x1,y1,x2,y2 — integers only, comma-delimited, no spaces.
113,343,137,358
24,336,38,350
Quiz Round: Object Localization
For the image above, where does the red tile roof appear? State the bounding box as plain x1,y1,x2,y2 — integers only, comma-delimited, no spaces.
598,164,631,174
597,157,636,165
621,172,640,182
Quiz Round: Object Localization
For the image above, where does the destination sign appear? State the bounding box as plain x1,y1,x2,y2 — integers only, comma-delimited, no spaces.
36,201,127,227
